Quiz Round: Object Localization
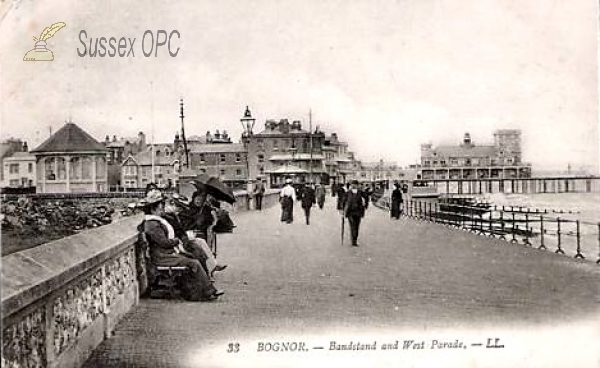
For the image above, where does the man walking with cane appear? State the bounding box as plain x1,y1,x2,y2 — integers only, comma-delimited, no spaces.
344,180,366,247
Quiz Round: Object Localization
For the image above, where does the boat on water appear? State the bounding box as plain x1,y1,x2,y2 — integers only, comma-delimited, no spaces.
410,180,440,198
437,195,492,215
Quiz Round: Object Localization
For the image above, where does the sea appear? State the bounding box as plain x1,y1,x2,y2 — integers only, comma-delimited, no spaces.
485,192,600,260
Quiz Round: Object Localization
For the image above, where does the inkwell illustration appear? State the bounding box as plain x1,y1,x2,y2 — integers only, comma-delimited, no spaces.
23,22,66,61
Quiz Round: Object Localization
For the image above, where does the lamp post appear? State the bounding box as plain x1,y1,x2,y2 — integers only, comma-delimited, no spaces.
240,106,255,186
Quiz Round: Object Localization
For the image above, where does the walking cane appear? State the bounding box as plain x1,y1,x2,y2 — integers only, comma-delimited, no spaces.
341,212,345,245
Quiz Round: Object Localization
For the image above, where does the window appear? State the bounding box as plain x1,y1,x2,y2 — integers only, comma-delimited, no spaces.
200,168,206,173
9,179,19,187
220,169,226,176
220,154,226,163
273,140,278,148
259,167,264,175
57,157,66,180
45,158,56,180
81,157,93,179
258,154,264,163
236,169,242,176
9,164,19,174
70,157,81,179
235,153,241,162
28,163,33,173
96,157,106,177
199,154,205,163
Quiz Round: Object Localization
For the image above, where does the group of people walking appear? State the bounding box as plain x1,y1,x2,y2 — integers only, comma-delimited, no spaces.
279,178,371,247
279,179,327,225
138,183,228,302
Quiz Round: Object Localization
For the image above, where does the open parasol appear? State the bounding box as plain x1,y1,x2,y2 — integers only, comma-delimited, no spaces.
191,174,236,204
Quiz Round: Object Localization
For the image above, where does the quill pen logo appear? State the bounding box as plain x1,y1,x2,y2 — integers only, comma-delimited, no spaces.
23,22,66,61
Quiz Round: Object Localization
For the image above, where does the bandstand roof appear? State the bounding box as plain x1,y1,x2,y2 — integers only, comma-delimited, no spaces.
31,123,107,154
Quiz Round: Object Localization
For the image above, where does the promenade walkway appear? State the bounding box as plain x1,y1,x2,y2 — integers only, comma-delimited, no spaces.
83,198,600,368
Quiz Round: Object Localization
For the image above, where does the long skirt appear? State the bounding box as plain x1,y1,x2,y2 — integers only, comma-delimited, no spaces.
183,238,218,275
280,196,294,223
391,199,402,219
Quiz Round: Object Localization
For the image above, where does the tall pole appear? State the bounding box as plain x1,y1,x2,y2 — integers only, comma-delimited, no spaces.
151,81,155,183
180,98,190,168
309,109,313,183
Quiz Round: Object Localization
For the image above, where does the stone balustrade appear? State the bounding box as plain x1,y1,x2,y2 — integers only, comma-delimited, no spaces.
1,190,281,368
2,215,141,368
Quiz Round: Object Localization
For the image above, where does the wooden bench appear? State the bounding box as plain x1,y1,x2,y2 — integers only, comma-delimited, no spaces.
136,230,190,299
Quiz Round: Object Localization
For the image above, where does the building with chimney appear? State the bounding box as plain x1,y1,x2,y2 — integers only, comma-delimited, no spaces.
2,150,36,188
419,129,531,180
104,132,147,190
30,122,108,193
240,107,326,187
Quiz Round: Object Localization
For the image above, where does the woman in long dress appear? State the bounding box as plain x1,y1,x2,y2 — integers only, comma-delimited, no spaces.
390,183,403,219
280,178,296,223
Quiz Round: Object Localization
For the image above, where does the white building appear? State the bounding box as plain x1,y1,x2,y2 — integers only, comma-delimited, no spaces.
2,152,36,188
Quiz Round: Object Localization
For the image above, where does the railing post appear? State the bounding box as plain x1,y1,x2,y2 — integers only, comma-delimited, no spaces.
523,212,531,246
488,209,494,237
574,220,584,259
555,217,565,254
499,210,506,240
539,215,546,250
511,211,518,243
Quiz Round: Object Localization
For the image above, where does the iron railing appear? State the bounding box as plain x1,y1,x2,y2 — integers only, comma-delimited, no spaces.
380,199,600,265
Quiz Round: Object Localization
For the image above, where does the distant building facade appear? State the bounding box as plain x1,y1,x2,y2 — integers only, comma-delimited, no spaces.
121,130,248,189
30,122,108,193
419,130,532,180
2,152,36,188
104,132,147,190
0,139,28,184
241,107,326,187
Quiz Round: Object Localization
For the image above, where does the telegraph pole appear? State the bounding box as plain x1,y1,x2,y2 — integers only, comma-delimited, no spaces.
179,98,189,168
309,109,313,183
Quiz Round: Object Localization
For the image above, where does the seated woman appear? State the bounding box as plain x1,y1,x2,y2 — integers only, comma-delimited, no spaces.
163,193,227,278
140,189,224,301
179,186,221,254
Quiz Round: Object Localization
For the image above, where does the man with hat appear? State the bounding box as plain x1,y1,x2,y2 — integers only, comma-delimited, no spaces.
344,180,366,246
139,189,224,301
300,181,316,225
390,181,403,219
279,177,296,223
253,177,266,211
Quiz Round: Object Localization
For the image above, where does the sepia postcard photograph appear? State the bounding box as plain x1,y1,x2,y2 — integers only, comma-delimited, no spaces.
1,0,599,367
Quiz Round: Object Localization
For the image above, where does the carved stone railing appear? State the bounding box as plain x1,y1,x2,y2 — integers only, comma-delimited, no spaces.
1,190,281,368
1,215,142,368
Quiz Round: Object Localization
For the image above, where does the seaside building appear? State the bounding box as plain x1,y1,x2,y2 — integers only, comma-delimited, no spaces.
0,139,28,184
241,107,327,187
104,132,147,190
121,130,248,190
2,151,36,188
30,122,108,193
419,130,532,180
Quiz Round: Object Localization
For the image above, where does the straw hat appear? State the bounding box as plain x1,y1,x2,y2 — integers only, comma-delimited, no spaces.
137,189,165,208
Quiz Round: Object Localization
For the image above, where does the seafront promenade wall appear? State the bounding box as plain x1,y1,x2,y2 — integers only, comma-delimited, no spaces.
1,190,280,368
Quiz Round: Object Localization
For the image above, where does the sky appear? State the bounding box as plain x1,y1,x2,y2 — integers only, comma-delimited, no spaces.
1,0,599,172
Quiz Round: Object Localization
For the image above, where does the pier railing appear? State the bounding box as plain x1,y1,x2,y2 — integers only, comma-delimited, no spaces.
383,199,600,264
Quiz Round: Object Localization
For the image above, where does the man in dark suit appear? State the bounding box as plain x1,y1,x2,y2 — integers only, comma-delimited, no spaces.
344,180,366,246
300,182,316,225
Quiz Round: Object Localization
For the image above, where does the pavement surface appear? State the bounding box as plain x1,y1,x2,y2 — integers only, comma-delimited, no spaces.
83,197,600,368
